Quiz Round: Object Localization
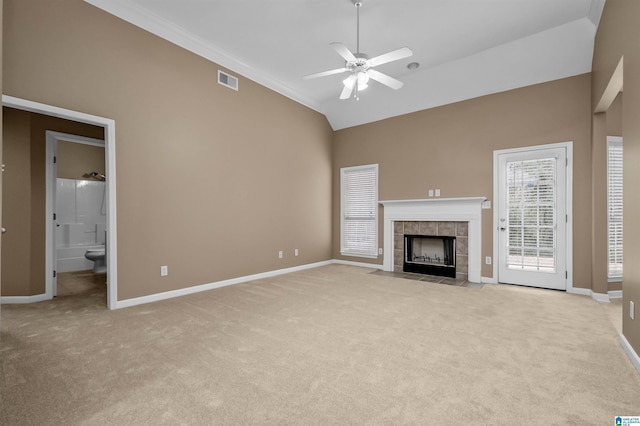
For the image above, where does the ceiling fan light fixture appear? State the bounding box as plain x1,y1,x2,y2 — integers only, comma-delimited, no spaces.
356,71,369,90
303,0,412,100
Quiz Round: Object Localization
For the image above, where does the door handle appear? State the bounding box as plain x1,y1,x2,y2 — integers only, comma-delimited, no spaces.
1,227,6,234
499,227,506,231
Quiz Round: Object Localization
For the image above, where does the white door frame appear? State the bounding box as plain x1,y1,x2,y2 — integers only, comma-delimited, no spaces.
46,131,105,299
2,95,118,309
492,141,574,292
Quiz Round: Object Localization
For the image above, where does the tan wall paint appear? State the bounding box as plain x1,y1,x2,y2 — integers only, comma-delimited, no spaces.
57,141,105,180
1,108,32,296
593,0,640,355
1,108,104,296
333,74,593,286
591,93,623,295
3,0,333,300
0,0,4,303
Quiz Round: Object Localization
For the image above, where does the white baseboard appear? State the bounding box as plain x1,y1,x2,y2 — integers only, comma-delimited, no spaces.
567,287,611,303
113,260,333,310
591,292,610,303
1,293,50,304
608,290,623,299
481,276,498,284
332,259,383,270
619,334,640,374
567,286,590,296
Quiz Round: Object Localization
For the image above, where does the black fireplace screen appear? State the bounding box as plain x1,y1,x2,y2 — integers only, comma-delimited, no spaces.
404,235,456,278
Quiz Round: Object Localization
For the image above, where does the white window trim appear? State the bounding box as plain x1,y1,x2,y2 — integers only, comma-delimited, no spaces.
607,136,623,282
340,164,379,259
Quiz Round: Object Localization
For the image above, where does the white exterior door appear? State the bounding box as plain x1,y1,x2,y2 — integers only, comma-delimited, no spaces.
497,146,568,290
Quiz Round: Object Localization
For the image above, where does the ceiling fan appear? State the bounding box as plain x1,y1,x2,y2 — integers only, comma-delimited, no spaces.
304,0,413,100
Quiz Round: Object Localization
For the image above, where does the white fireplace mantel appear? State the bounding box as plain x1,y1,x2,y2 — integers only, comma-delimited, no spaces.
379,197,486,283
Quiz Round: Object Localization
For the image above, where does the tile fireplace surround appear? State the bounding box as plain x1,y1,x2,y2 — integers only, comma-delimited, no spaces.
379,198,486,283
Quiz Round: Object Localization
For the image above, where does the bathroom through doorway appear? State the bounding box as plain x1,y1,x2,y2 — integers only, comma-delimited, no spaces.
47,131,106,298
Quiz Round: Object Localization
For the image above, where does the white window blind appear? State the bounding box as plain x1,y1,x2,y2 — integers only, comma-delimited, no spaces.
607,137,623,280
506,157,556,272
341,164,378,258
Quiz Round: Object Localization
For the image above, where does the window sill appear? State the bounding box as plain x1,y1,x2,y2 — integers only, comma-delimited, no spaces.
340,252,378,259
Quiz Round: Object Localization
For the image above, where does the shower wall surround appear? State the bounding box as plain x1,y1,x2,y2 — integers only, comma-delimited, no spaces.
56,178,106,272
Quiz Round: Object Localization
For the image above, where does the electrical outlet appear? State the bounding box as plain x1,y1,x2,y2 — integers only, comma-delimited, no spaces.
485,256,492,265
435,189,441,197
278,250,283,259
294,249,299,257
378,248,383,255
631,301,635,320
428,189,434,197
160,265,168,276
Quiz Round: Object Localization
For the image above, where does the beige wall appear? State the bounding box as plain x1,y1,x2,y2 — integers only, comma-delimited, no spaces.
1,0,4,303
3,0,333,300
333,74,593,285
1,107,104,296
1,108,31,296
57,141,105,180
593,0,640,356
591,93,623,295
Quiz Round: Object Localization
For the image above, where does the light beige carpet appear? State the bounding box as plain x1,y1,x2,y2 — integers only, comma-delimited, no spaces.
1,264,639,425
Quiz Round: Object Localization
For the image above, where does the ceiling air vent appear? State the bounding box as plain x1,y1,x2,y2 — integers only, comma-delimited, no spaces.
218,70,238,91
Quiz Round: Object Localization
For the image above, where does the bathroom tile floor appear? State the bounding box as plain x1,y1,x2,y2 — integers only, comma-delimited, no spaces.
57,270,107,297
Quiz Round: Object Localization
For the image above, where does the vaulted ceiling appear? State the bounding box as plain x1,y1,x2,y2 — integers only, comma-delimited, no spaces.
85,0,606,130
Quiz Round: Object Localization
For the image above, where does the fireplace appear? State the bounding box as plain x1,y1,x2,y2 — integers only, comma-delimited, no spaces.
379,197,486,283
404,235,456,277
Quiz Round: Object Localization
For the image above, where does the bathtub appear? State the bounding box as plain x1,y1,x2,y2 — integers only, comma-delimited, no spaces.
57,244,105,273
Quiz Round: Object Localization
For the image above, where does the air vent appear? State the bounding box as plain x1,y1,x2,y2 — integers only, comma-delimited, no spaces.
218,70,238,91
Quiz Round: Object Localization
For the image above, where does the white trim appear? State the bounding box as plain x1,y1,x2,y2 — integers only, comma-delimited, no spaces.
566,286,591,297
379,197,486,283
619,334,640,374
2,95,119,310
590,292,610,303
609,290,623,299
566,286,615,303
83,0,321,114
49,131,105,147
0,294,50,304
492,141,573,291
114,260,333,309
481,276,498,284
332,259,383,270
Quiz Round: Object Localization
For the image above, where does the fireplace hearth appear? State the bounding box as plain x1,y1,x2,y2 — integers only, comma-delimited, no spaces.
404,235,456,278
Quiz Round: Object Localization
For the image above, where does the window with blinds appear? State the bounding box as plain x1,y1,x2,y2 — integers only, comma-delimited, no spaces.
506,157,556,272
341,164,378,258
607,137,623,280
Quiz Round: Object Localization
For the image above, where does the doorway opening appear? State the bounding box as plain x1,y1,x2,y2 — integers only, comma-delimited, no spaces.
46,131,106,299
2,95,118,309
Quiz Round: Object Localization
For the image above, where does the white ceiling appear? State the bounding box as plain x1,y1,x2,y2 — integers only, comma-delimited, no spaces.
85,0,606,130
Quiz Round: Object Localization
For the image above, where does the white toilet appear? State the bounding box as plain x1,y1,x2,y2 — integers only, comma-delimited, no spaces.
85,248,106,274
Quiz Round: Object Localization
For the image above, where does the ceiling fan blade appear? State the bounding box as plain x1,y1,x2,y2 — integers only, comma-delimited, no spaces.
368,47,413,67
340,75,357,99
368,69,404,90
303,68,349,80
330,42,357,62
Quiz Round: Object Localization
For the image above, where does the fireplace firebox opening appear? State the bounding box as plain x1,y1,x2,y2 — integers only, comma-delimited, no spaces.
404,235,456,278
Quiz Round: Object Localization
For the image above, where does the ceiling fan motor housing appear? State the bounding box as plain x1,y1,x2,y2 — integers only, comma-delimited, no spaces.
347,55,370,73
